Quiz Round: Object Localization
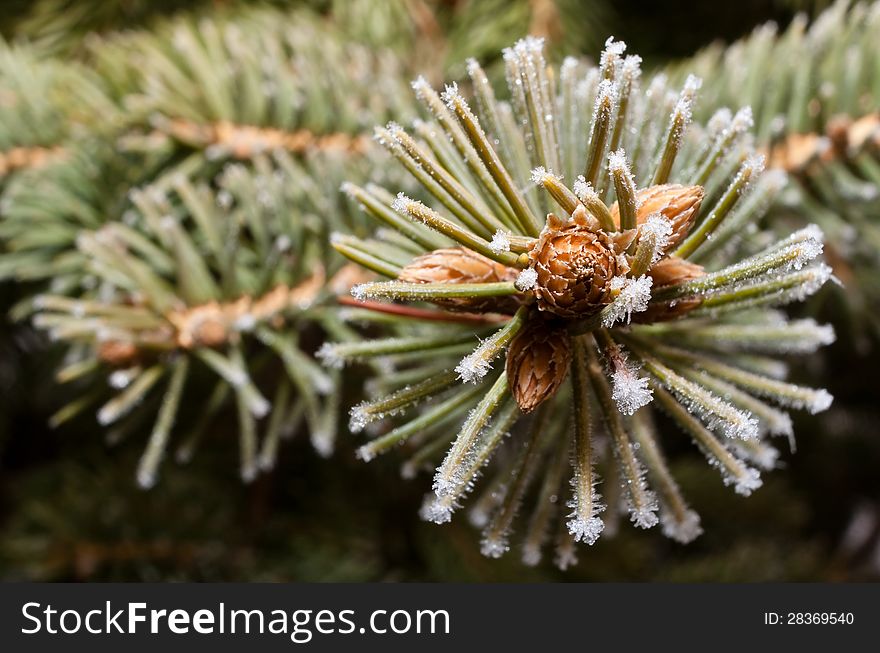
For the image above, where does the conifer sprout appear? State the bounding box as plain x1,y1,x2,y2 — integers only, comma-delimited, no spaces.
0,39,118,188
1,6,416,482
0,6,413,311
26,149,389,486
329,37,835,566
680,0,880,342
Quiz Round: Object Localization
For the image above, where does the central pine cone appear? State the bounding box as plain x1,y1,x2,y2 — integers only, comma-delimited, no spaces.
529,224,620,318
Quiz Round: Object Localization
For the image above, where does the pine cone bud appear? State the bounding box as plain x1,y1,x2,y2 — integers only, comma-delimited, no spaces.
529,222,622,318
398,247,520,313
634,256,705,323
506,319,571,413
611,184,703,251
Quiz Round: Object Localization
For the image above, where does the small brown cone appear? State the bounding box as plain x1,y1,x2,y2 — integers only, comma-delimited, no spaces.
610,184,703,251
398,247,520,313
506,319,572,413
634,256,705,323
529,222,622,318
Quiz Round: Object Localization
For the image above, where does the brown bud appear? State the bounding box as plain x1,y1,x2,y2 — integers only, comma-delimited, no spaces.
764,132,827,172
847,113,880,151
634,256,705,323
647,256,704,288
529,223,622,318
398,247,520,313
506,319,571,413
611,184,703,250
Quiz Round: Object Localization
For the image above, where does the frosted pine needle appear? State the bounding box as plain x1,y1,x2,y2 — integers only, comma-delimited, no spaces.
610,360,654,416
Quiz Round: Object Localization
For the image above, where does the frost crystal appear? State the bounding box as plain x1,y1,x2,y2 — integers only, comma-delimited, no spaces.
641,213,673,263
567,516,605,545
736,440,780,471
316,343,345,369
348,404,370,433
707,107,733,135
566,468,605,545
602,275,653,326
109,369,135,389
455,348,494,384
350,284,369,302
573,175,598,203
137,468,157,490
410,75,431,101
806,388,834,414
621,55,642,82
489,230,511,254
731,105,754,133
607,148,629,173
673,76,699,124
420,494,454,525
355,444,376,462
530,166,550,185
661,509,703,544
234,313,256,332
311,430,334,458
630,503,660,529
440,82,461,109
522,545,542,567
480,536,508,559
390,191,413,214
554,543,578,571
731,466,763,497
515,267,538,291
611,361,654,415
591,80,618,127
599,36,626,71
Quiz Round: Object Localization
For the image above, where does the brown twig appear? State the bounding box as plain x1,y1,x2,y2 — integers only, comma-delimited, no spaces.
337,295,508,324
0,145,65,176
157,117,372,159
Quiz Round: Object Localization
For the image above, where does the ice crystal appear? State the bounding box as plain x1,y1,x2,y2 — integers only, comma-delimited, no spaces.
661,509,703,544
607,148,631,174
391,191,413,214
489,230,511,254
641,213,673,263
602,275,653,326
515,267,538,291
455,347,494,384
311,430,334,459
573,176,599,203
109,369,135,389
440,81,461,108
480,536,509,559
567,515,605,545
348,404,370,433
730,466,763,496
136,468,157,490
611,360,654,415
554,543,578,571
316,343,345,369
